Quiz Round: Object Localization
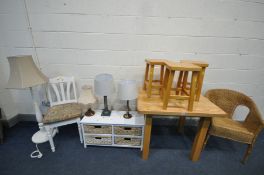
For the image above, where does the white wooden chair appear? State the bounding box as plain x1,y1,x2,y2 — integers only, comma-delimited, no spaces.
43,76,83,152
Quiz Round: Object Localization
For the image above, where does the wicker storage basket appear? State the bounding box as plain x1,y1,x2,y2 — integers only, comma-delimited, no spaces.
114,126,142,136
114,137,141,146
85,135,112,145
84,125,112,134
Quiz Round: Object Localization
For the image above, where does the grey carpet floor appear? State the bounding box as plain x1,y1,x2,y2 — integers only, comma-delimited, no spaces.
0,118,263,175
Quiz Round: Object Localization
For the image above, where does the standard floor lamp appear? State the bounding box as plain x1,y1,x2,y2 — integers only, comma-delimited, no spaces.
6,55,51,158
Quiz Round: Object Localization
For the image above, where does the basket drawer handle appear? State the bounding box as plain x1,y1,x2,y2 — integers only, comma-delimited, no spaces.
124,138,131,141
95,137,102,139
94,126,102,128
124,127,132,130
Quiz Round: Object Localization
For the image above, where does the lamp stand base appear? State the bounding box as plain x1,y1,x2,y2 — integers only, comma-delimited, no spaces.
101,109,111,116
32,129,56,144
85,108,95,117
123,113,132,119
31,128,56,159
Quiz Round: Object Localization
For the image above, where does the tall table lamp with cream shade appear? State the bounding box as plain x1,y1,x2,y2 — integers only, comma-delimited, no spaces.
94,74,115,116
6,55,52,158
78,85,97,117
118,80,138,119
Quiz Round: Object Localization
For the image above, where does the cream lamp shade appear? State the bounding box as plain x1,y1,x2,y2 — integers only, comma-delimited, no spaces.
118,80,138,100
78,85,97,116
6,55,48,89
78,85,96,105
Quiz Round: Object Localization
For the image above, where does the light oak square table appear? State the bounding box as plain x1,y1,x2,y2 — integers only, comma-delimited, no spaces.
137,88,227,161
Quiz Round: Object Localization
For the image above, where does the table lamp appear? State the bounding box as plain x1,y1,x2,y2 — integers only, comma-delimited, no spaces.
6,55,50,157
118,80,138,119
78,85,97,117
94,74,115,116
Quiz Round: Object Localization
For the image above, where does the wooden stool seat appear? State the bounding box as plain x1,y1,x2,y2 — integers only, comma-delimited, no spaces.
162,62,201,111
144,59,167,97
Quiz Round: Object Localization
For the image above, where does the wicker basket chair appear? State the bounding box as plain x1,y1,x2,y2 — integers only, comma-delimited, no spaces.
204,89,264,164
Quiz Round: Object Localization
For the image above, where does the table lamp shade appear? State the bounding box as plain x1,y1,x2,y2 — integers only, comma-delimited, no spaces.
78,85,96,105
118,80,138,101
6,55,48,89
94,74,114,96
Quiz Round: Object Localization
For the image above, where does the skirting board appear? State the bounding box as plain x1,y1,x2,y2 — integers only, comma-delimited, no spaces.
1,114,254,128
2,114,199,128
1,114,36,128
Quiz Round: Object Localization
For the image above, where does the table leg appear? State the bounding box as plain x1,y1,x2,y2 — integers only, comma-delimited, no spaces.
177,116,185,133
142,115,152,160
190,117,210,161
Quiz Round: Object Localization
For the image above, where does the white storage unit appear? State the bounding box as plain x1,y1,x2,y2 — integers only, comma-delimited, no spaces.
81,111,145,149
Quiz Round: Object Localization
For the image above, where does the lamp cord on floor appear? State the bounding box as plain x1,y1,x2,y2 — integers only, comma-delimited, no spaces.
30,144,43,159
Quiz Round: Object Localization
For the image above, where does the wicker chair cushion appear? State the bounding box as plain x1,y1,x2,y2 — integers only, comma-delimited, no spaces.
210,117,254,144
43,103,81,124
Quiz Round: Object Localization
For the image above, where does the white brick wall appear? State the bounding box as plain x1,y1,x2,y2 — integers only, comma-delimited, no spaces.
0,0,264,120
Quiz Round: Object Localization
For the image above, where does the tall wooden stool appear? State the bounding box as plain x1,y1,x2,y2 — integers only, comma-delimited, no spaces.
162,62,201,111
143,59,166,97
176,60,208,132
176,60,209,101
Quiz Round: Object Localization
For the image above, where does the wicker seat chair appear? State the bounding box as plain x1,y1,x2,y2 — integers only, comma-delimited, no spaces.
43,76,83,152
204,89,264,164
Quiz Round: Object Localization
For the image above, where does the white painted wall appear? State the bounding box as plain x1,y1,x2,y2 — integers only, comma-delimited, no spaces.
0,0,264,120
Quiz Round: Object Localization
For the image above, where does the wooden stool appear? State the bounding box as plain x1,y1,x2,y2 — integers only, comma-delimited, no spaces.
162,62,201,111
143,59,166,97
176,60,208,132
176,60,209,101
